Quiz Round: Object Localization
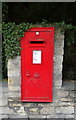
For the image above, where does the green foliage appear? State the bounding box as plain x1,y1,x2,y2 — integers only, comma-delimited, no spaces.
2,21,76,60
2,22,33,60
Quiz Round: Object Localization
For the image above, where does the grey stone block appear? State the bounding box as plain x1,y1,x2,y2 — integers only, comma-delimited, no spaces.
53,54,63,87
8,114,28,119
53,79,62,87
8,76,21,86
55,30,64,41
38,102,56,108
0,97,8,106
48,114,74,119
47,115,61,119
47,117,64,120
40,107,55,115
8,67,21,77
28,115,46,120
55,106,74,114
54,64,62,74
28,118,45,120
54,36,64,55
56,90,69,98
29,119,45,120
0,106,15,115
8,86,20,92
2,87,8,93
2,92,8,98
65,115,74,119
53,56,63,66
53,73,62,81
0,114,8,119
54,37,64,48
10,116,28,120
8,91,20,98
54,45,64,55
8,56,21,90
8,56,20,72
55,101,74,107
52,88,70,103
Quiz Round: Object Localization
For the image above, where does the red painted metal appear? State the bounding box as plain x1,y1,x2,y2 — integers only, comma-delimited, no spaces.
21,27,54,102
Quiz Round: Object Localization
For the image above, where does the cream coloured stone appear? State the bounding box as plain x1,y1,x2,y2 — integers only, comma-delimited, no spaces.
61,98,73,102
30,108,38,112
40,107,55,114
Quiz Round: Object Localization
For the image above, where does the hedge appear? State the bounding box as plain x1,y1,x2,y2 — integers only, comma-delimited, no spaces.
2,20,76,60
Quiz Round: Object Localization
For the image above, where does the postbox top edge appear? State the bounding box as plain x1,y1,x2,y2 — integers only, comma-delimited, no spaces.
26,27,54,32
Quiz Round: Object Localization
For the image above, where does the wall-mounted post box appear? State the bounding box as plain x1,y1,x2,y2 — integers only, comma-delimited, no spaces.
21,27,54,102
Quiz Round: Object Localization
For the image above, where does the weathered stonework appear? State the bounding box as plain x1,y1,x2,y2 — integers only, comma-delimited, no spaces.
7,29,75,119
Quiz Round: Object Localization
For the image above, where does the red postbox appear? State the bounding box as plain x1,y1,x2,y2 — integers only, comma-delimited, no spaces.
21,27,54,102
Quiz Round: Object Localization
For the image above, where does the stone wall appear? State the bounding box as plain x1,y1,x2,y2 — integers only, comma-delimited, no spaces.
7,29,75,119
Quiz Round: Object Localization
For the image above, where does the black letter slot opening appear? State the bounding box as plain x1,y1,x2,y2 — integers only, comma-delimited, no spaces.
30,41,44,44
29,39,45,46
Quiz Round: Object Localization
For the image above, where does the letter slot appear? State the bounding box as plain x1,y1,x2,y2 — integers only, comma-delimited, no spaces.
29,39,45,47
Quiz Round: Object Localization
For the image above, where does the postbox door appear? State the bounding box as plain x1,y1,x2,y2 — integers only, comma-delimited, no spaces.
21,27,54,102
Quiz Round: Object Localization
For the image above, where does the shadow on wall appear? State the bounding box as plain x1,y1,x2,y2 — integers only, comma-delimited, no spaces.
62,29,76,81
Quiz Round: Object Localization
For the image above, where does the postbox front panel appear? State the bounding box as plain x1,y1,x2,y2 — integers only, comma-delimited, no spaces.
21,27,54,102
